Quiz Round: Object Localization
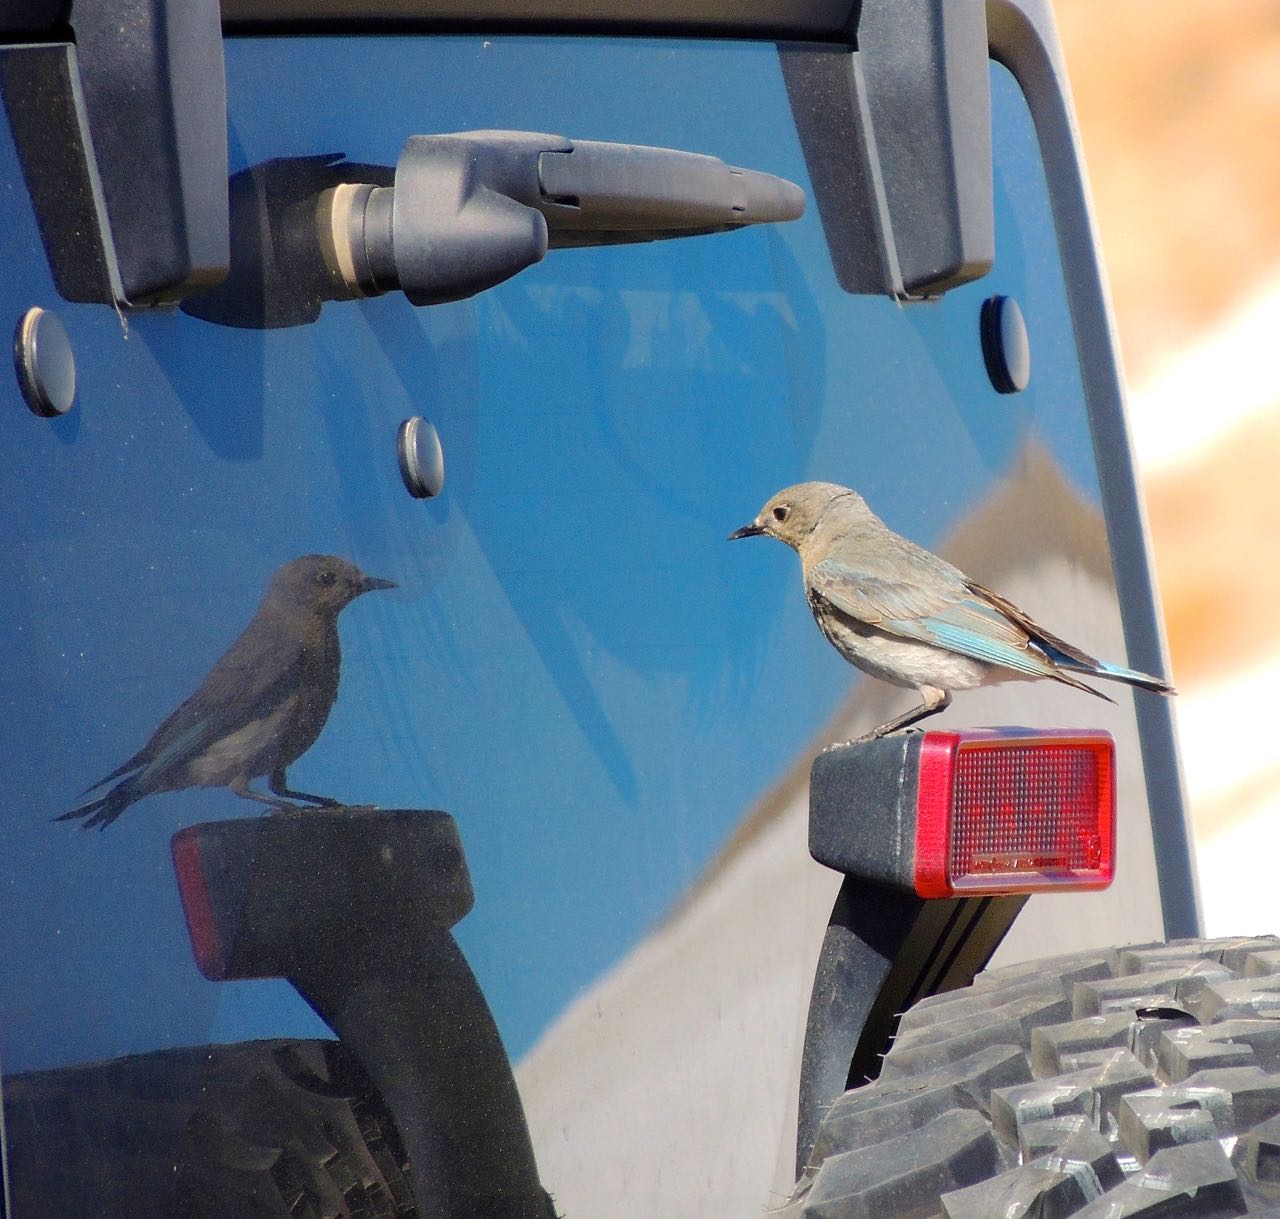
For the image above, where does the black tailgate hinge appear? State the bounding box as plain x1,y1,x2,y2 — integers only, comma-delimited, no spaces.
781,0,995,299
0,0,230,308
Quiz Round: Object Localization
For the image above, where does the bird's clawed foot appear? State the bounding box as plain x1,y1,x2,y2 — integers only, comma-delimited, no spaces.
267,768,346,808
822,725,922,751
826,688,953,749
268,799,315,815
266,800,380,816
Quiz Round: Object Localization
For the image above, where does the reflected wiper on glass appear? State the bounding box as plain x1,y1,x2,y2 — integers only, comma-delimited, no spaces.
183,132,805,328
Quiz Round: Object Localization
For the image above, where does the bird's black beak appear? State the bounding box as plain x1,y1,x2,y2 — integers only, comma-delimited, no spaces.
360,575,398,593
728,522,765,541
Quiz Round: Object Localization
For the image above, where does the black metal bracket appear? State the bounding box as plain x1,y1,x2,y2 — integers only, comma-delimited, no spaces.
171,809,557,1219
0,0,229,307
796,880,1024,1173
796,743,1025,1174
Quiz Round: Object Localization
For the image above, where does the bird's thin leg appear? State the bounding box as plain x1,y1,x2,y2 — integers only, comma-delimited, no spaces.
852,687,951,744
268,767,341,807
229,775,301,811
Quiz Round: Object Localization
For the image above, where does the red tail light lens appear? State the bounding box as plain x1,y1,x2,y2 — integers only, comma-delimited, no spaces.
914,729,1115,897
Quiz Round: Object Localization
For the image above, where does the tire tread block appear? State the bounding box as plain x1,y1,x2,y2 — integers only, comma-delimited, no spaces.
1116,1090,1222,1162
990,1050,1154,1146
1196,975,1280,1024
1071,1140,1246,1217
796,1110,1002,1219
1233,1113,1280,1186
1181,1066,1280,1130
892,991,1071,1054
1073,964,1237,1020
896,975,1067,1033
1155,1027,1257,1081
1214,938,1280,973
941,1126,1121,1219
973,953,1118,994
878,1019,1029,1081
1120,938,1278,976
809,1044,1030,1166
1031,1013,1146,1077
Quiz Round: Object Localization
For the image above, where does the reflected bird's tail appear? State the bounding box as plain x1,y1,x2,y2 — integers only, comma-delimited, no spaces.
54,778,142,831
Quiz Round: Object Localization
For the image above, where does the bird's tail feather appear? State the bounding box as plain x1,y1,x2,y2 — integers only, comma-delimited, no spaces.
1044,647,1176,695
78,769,125,798
1050,667,1114,703
54,782,136,830
78,756,144,797
1077,657,1175,695
967,578,1174,696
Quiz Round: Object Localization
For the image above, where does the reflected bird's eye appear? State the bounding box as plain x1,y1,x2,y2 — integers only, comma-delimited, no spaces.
772,505,790,522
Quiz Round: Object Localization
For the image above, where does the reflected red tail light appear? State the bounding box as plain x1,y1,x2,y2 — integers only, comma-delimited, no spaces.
914,730,1115,897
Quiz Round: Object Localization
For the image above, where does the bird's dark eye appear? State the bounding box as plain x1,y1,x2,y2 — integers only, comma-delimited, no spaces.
772,504,791,522
316,569,337,587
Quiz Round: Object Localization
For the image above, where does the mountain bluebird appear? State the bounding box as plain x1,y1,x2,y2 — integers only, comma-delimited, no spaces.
729,482,1173,739
57,555,396,829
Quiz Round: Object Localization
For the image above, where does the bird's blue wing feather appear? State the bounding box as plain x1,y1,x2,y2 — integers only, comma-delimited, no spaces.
809,559,1056,677
101,622,311,787
134,722,209,786
915,617,1056,677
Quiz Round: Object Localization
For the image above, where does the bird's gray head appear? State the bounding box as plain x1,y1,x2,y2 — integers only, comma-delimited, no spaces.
266,554,397,616
728,482,864,551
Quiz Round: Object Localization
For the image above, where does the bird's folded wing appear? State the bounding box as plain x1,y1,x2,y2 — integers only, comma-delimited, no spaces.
122,624,311,784
963,578,1105,669
808,559,1059,678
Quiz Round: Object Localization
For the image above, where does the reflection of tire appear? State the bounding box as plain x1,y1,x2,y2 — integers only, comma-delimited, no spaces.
783,936,1280,1217
4,1038,415,1217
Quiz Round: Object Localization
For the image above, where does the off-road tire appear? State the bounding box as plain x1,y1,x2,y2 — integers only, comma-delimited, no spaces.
783,935,1280,1217
3,1037,415,1218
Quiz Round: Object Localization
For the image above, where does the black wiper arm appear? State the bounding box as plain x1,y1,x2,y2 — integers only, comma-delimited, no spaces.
536,138,806,247
318,130,806,306
181,132,806,328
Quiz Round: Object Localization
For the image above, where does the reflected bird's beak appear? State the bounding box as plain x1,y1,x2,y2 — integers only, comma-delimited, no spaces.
727,522,765,541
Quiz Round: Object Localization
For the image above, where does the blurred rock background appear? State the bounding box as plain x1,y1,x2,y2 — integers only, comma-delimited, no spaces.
1057,0,1280,932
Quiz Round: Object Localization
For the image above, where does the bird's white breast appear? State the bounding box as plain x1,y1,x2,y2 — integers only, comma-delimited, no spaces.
812,607,991,692
186,697,297,787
